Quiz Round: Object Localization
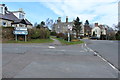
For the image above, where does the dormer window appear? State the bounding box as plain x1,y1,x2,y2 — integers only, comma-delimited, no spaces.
19,13,24,19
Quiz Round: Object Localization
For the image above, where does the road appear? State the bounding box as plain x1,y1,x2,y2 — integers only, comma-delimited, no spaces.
83,39,119,70
2,39,119,78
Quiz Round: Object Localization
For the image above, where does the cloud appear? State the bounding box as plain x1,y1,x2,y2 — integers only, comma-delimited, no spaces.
41,0,118,27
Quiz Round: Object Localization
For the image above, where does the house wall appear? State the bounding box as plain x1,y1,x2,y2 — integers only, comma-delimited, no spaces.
92,27,101,38
101,28,106,35
53,22,84,36
54,23,74,33
0,19,12,27
27,25,33,29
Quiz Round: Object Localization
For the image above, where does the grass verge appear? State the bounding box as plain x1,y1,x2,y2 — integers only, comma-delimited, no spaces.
3,39,54,43
51,36,84,45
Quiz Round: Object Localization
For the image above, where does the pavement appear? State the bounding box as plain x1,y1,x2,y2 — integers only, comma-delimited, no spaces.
2,39,119,78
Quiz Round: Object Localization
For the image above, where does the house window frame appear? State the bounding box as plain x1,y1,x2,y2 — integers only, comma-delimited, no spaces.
2,21,7,26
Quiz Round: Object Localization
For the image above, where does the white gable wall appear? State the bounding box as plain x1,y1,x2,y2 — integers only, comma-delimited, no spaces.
92,27,101,38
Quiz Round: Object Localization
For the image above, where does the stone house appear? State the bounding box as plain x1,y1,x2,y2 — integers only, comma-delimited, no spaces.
52,16,84,36
0,4,33,28
84,25,92,37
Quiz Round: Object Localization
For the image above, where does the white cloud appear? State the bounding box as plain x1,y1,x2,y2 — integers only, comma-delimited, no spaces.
41,0,118,27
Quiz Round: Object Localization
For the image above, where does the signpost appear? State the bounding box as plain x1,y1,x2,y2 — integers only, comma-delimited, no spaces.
67,25,72,42
13,27,28,42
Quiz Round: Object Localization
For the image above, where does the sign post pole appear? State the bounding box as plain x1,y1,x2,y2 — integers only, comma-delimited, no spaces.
25,35,27,42
15,35,17,41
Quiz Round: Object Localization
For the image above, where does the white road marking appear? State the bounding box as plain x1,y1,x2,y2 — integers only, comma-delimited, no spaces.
85,43,119,72
80,51,85,52
48,46,55,49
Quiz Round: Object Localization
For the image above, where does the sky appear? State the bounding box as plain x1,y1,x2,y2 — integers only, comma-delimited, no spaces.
1,0,119,28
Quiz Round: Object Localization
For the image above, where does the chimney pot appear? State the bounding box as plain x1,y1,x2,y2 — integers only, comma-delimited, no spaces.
66,16,68,23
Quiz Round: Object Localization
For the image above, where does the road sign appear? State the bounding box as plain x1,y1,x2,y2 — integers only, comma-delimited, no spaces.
15,27,27,31
13,27,28,42
13,30,28,35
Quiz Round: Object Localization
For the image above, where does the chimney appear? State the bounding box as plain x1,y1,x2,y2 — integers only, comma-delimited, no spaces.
19,8,23,12
0,4,5,15
66,16,68,23
95,23,98,27
57,17,61,23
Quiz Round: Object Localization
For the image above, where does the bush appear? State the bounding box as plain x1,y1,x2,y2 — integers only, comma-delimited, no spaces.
56,33,64,38
30,28,50,39
31,29,41,39
109,36,116,40
115,31,120,40
2,27,15,40
2,27,51,41
56,33,74,41
50,31,57,36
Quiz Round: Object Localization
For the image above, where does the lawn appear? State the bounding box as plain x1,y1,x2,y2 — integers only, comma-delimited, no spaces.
51,36,84,45
3,39,54,43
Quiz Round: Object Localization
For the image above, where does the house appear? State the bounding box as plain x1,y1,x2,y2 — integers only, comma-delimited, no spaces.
84,25,92,37
91,23,107,39
52,16,84,36
0,4,33,28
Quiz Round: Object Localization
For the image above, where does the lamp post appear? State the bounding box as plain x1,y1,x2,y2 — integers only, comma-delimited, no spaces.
67,25,72,42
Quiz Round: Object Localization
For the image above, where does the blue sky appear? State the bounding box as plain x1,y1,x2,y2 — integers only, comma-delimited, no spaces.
1,0,118,27
1,2,59,25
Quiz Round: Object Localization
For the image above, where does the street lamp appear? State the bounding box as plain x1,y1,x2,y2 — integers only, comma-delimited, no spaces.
67,25,72,42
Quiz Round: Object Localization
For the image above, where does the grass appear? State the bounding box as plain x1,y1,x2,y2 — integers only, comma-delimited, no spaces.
51,36,84,45
3,38,54,43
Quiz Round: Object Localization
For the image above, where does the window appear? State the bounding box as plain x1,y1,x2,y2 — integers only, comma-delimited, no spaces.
2,22,6,26
19,13,24,19
95,29,97,33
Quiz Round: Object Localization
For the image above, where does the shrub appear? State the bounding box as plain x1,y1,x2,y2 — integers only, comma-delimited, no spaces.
30,28,50,39
109,36,116,40
31,29,41,39
63,34,74,41
56,33,74,41
50,31,57,36
115,31,120,40
2,27,15,40
56,33,64,38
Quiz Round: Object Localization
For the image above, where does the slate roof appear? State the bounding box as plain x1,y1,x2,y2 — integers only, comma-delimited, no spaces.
0,11,19,21
0,11,32,25
12,19,32,25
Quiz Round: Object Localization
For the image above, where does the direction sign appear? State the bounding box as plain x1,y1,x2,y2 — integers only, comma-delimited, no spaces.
15,27,27,31
13,30,28,35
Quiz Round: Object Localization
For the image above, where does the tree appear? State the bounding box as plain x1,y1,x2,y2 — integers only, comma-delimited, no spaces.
36,21,45,28
72,17,82,38
85,20,89,26
45,18,54,30
40,21,45,27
